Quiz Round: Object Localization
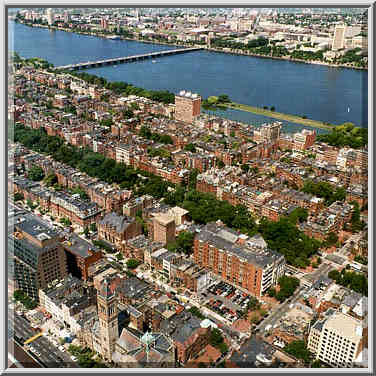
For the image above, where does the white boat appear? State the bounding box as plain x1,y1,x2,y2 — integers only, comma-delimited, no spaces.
152,60,157,63
348,107,350,112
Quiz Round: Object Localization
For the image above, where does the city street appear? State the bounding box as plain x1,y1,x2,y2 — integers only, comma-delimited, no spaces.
11,312,77,368
9,340,42,368
255,285,306,333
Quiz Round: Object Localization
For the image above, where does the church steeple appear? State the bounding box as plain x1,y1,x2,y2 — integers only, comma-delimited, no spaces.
141,331,155,363
97,277,118,361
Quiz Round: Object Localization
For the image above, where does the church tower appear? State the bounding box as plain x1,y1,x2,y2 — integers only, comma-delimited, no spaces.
97,277,118,361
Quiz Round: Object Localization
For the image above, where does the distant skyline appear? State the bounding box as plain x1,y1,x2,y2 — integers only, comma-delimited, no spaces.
9,7,366,14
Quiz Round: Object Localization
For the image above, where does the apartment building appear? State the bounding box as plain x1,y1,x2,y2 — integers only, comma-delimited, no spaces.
332,24,346,51
61,234,103,280
253,122,282,144
50,191,102,228
152,213,176,246
194,222,285,297
174,90,201,124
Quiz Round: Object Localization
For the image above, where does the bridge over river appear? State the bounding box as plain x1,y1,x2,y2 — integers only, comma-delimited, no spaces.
55,47,203,70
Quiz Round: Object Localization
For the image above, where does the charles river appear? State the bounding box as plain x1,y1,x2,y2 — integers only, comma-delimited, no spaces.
9,21,368,134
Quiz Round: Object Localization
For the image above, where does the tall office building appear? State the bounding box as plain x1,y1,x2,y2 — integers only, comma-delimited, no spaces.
46,8,54,26
101,17,109,30
8,211,68,301
174,90,201,123
332,24,346,51
308,311,366,367
63,11,70,24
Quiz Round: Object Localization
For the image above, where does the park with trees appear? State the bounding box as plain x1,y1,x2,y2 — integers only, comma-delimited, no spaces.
316,122,367,149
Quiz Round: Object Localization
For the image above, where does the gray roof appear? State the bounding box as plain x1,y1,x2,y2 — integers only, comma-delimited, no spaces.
196,222,283,268
342,291,363,308
118,277,150,299
63,233,100,259
313,319,325,332
124,304,143,318
16,215,59,240
115,328,173,364
99,212,135,234
229,337,275,367
160,311,201,345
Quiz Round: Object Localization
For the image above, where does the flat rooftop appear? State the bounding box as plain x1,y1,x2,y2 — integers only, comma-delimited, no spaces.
15,215,59,241
62,234,100,258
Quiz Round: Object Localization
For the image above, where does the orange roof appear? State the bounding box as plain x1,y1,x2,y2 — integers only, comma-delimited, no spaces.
231,319,251,333
194,344,221,364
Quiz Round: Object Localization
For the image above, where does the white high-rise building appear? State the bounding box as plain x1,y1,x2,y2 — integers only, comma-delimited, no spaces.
308,311,366,367
332,24,346,51
46,8,54,25
63,11,70,24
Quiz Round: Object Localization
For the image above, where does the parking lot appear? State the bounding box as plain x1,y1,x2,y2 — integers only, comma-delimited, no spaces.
202,281,254,323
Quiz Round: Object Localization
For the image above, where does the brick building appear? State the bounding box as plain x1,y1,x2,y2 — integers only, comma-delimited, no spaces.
194,222,285,297
61,233,103,281
50,191,102,228
125,235,164,262
98,212,143,251
174,90,201,124
152,213,176,246
293,129,316,150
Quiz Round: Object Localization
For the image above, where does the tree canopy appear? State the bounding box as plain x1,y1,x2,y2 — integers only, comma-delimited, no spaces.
140,125,173,144
301,180,346,206
126,259,141,269
28,165,45,181
13,290,37,310
317,123,367,149
167,231,195,255
259,217,322,268
209,328,228,354
284,340,313,364
328,269,367,296
268,276,300,302
69,71,175,104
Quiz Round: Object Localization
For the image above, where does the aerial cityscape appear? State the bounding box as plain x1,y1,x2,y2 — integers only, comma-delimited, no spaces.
7,6,369,370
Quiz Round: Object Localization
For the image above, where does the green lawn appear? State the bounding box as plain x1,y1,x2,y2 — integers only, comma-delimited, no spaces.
222,102,337,131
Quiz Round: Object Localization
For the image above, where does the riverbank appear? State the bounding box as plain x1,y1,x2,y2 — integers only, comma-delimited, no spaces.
206,48,367,71
222,102,337,130
15,21,367,71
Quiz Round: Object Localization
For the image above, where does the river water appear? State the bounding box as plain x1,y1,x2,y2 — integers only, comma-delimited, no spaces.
9,21,368,134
